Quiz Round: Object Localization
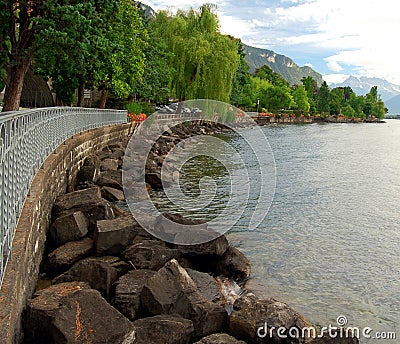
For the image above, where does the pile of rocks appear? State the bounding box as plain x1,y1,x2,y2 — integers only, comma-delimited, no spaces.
22,127,359,344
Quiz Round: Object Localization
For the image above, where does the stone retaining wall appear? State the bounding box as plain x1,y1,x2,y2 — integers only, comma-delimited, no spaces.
0,123,130,344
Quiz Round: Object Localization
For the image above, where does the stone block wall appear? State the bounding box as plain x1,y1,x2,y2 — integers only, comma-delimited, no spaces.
0,123,130,343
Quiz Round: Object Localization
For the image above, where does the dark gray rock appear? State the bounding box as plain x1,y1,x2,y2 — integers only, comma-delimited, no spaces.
49,211,89,246
145,172,163,190
52,187,114,227
141,259,227,338
212,246,251,280
48,237,93,272
23,282,135,344
112,269,156,321
194,333,247,344
76,155,101,184
186,269,221,302
229,293,310,343
52,256,122,298
101,186,125,202
122,239,181,271
94,215,139,256
100,158,119,171
133,314,194,344
95,169,123,190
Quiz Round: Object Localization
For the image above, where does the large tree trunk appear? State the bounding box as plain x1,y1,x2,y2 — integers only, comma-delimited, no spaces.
99,90,108,109
2,62,30,112
77,83,85,107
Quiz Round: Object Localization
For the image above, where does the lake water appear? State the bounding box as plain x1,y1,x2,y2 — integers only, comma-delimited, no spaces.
151,119,400,343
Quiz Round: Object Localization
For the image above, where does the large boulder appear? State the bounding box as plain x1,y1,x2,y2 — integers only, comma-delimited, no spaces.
211,246,251,280
48,237,93,272
76,155,101,184
52,187,114,227
133,315,194,344
111,269,156,321
101,186,125,202
194,333,247,344
122,240,181,271
94,215,140,256
229,293,311,344
52,256,126,298
49,211,89,246
23,282,135,344
186,269,221,303
100,158,119,171
95,170,123,190
141,259,227,338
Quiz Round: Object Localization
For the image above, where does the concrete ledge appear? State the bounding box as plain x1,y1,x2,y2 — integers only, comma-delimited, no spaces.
0,123,130,343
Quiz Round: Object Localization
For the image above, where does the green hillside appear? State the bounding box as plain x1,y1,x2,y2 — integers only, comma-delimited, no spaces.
243,44,323,86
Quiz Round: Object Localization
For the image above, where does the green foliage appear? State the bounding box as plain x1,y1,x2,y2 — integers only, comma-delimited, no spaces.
291,85,310,112
149,5,239,102
341,104,356,118
126,101,154,116
230,39,252,107
135,17,174,103
301,76,317,113
254,65,288,87
262,85,293,111
99,0,147,99
317,81,330,113
34,0,147,105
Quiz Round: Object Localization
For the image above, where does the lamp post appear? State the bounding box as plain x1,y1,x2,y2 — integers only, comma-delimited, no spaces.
256,99,260,114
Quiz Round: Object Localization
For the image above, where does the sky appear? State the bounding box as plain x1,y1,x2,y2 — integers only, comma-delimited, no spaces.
140,0,400,85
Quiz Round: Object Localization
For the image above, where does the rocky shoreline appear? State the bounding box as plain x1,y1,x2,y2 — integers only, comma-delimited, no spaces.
22,121,359,344
254,114,384,126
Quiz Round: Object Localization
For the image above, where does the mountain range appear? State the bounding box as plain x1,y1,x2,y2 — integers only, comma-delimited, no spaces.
328,76,400,102
242,44,324,86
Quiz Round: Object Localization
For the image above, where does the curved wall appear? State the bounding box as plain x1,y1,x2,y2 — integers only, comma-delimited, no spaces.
0,123,130,343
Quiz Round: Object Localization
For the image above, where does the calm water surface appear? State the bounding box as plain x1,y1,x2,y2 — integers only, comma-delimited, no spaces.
152,120,400,342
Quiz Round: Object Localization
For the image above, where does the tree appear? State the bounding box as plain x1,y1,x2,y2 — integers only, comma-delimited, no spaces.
301,76,317,113
1,0,44,111
262,85,293,112
330,87,345,115
291,85,310,112
317,81,330,114
349,93,365,118
34,1,103,105
230,39,252,107
96,0,147,107
152,5,240,102
254,65,288,87
341,104,356,118
135,16,173,104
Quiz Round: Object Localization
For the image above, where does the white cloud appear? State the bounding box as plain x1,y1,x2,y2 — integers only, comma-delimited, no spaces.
323,74,349,84
304,63,313,67
218,14,256,37
325,59,343,72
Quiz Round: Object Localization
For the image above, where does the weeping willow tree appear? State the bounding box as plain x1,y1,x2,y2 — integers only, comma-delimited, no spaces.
151,4,239,103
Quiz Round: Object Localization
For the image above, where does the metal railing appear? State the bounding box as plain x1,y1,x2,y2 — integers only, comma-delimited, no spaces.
0,107,127,288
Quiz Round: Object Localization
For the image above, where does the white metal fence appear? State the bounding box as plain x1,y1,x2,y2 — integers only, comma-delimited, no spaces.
0,107,127,288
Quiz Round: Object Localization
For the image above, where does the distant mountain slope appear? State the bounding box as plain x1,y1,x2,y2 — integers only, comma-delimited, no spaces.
385,94,400,114
328,76,400,101
242,44,323,86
